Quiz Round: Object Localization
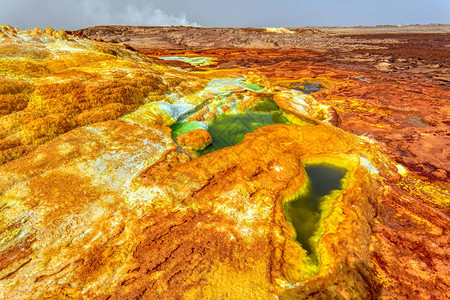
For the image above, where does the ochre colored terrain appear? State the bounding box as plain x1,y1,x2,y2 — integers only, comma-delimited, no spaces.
0,25,449,299
176,129,212,151
0,25,207,165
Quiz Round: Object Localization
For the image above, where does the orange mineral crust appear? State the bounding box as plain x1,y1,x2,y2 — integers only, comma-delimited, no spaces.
1,25,449,299
176,129,212,151
0,120,391,298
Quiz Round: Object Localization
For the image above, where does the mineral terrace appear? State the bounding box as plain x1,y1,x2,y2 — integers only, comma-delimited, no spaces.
0,24,449,299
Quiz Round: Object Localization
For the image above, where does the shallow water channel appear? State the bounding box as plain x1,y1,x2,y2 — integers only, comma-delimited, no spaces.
284,165,347,256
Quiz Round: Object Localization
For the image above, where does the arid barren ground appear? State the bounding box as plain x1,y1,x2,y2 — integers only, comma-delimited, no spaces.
0,25,449,299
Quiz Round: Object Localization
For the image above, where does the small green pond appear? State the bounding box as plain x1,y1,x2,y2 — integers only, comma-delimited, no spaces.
199,100,292,155
284,165,347,256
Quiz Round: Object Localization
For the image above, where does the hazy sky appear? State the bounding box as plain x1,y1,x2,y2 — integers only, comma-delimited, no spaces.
1,0,449,30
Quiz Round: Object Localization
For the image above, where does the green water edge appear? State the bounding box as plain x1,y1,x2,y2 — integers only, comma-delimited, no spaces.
199,108,292,155
243,82,265,92
171,121,206,137
283,165,347,263
170,99,293,155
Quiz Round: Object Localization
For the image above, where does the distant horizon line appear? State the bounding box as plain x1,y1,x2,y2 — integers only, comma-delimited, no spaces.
78,23,450,28
3,23,450,31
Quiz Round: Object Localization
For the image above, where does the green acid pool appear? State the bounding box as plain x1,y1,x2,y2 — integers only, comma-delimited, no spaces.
283,165,347,256
198,100,292,155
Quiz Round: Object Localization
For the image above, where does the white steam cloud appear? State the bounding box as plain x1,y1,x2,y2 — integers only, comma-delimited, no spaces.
0,0,201,30
80,0,201,27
